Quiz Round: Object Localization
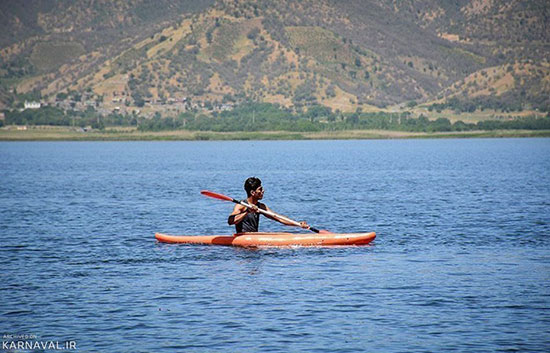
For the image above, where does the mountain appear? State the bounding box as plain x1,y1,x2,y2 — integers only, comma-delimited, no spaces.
1,0,549,113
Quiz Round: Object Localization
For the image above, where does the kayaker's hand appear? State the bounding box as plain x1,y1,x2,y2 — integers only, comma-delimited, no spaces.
248,205,259,213
299,221,309,229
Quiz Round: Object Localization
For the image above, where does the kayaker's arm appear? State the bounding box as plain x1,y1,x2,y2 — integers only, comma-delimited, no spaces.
263,205,310,229
228,204,250,225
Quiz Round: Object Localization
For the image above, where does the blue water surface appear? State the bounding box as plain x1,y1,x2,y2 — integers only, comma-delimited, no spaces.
1,139,549,352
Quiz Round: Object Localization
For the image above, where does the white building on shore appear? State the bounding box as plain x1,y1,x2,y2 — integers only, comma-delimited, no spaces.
24,101,41,109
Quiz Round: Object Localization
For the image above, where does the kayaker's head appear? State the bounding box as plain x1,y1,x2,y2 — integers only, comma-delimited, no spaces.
245,177,264,200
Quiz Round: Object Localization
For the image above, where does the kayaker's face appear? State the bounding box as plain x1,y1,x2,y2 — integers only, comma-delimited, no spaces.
252,186,264,200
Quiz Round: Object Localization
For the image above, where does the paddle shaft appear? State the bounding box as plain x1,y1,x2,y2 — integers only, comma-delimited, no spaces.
201,190,321,233
237,199,321,233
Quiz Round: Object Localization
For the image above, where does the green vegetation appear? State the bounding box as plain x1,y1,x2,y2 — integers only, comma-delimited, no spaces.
137,103,550,133
30,42,86,72
0,57,35,81
442,47,486,66
3,106,139,130
5,103,550,138
430,94,550,114
204,20,244,61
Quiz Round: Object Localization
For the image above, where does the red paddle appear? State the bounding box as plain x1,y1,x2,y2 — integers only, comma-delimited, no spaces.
201,190,331,234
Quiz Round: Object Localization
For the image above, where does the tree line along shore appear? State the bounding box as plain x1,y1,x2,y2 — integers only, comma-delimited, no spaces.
2,102,549,141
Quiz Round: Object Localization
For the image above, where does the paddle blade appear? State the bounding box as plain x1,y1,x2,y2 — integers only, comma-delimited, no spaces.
200,190,234,202
309,227,333,234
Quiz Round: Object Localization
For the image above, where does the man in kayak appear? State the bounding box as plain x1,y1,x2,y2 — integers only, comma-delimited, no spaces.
228,177,310,233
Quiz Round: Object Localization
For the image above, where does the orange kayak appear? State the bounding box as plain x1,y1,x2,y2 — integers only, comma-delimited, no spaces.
155,232,375,247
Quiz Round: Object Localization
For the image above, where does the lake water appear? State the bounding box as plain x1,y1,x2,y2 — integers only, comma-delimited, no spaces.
1,139,549,352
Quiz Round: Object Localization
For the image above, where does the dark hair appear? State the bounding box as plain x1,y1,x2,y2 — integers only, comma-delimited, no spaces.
244,177,262,197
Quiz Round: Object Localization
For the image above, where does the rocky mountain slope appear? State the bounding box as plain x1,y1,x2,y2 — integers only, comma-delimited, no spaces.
1,0,548,112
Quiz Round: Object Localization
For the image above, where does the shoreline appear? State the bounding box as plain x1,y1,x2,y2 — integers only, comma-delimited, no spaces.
1,127,549,141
